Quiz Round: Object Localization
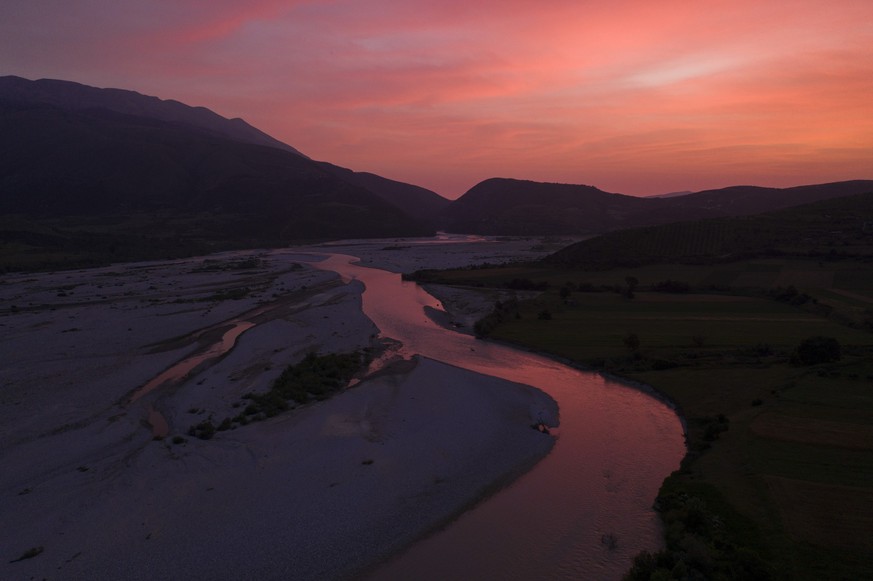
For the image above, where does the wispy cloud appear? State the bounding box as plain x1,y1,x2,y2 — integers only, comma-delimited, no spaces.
2,0,871,196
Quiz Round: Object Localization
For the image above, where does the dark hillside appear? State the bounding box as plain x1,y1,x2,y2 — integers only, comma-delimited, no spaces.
441,177,873,236
0,101,429,236
441,177,715,235
671,180,873,216
546,191,873,268
318,162,450,226
0,99,433,270
0,75,306,157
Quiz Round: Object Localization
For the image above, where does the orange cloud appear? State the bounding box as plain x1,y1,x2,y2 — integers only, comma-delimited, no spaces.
2,0,871,197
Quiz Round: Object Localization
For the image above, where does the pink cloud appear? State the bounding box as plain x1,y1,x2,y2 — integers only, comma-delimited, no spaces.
2,0,872,197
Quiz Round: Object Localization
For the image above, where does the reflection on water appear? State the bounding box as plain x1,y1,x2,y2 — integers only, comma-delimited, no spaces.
318,232,490,246
129,321,256,404
311,254,685,581
130,321,256,438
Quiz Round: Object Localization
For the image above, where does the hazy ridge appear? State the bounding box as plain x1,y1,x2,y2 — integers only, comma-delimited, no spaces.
2,75,871,271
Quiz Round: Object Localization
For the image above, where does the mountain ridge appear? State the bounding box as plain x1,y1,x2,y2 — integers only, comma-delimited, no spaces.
2,75,871,271
544,190,873,269
0,75,308,157
442,177,873,235
0,79,440,270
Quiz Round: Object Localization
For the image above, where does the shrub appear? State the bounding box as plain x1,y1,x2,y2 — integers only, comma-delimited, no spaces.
504,278,548,291
701,415,730,441
652,358,679,370
189,420,216,440
652,279,691,293
623,332,641,352
233,351,367,426
474,299,519,337
624,276,639,299
791,336,841,365
10,546,44,563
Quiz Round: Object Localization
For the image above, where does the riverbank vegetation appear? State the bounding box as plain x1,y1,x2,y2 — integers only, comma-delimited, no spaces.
188,350,369,439
415,254,873,580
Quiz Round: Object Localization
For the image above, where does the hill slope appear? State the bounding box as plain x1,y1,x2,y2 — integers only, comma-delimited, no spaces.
318,162,450,226
442,177,873,236
0,75,307,157
440,178,715,235
669,181,873,216
0,82,436,270
545,191,873,268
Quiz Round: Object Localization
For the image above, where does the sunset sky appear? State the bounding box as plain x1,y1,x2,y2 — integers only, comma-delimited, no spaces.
3,1,872,198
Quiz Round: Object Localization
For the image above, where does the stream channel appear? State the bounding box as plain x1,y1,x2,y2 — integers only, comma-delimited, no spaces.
308,253,686,580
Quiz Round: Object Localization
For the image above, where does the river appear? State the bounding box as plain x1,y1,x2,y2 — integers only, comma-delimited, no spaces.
309,253,685,580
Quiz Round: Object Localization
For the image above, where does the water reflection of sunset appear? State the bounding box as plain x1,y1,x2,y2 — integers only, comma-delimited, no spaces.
309,251,684,579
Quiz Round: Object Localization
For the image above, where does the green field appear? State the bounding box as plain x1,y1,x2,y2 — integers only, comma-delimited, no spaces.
420,258,873,580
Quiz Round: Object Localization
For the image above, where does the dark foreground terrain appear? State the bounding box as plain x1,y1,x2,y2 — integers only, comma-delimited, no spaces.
412,195,873,579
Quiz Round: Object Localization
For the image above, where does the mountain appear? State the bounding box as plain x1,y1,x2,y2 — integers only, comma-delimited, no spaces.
440,178,715,235
0,75,307,157
668,181,873,216
649,190,693,199
0,76,451,226
441,177,873,236
318,162,450,226
544,190,873,269
0,77,439,270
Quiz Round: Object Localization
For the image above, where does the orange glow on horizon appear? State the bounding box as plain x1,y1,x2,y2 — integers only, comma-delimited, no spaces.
2,0,871,198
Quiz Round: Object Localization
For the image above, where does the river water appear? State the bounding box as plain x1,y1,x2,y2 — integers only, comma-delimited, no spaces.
310,253,685,581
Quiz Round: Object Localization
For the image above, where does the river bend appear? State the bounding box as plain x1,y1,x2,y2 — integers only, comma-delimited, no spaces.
310,253,685,581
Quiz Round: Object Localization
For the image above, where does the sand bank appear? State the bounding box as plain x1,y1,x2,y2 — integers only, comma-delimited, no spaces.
2,356,555,580
1,241,558,579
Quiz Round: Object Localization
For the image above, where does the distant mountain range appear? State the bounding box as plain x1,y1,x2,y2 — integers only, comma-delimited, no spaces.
441,177,873,235
0,76,448,255
0,75,308,157
1,75,870,271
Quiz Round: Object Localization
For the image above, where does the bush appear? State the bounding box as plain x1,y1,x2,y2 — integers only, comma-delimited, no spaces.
474,299,519,337
791,336,841,365
652,358,679,370
746,343,773,357
623,332,640,352
189,420,216,440
10,546,44,563
229,351,368,427
504,278,548,291
652,279,691,293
